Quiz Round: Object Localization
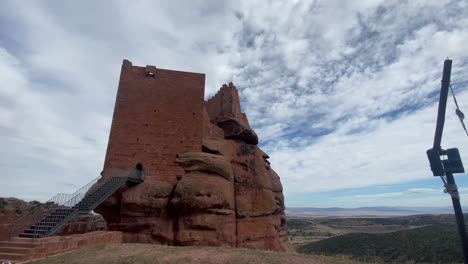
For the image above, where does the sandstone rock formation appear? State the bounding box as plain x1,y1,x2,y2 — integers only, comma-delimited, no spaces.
94,61,291,251
55,214,107,236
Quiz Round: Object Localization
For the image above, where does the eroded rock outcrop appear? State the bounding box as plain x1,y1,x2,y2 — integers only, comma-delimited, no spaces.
55,214,107,236
205,83,258,145
168,83,290,250
94,61,291,251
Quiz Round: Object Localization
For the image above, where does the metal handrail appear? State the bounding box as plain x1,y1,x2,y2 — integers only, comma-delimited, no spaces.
10,168,142,241
9,176,101,240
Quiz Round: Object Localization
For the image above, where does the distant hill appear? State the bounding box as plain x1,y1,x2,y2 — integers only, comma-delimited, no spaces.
297,224,464,263
286,206,462,216
313,214,462,226
285,213,464,250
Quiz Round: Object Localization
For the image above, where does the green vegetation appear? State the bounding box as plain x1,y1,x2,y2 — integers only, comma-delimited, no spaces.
285,214,467,250
28,200,42,211
286,214,461,230
286,218,315,229
297,224,464,263
286,217,337,245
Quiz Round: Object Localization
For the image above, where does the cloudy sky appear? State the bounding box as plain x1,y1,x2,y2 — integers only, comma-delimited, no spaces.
1,0,468,208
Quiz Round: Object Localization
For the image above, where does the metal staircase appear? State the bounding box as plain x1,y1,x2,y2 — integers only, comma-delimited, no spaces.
12,175,142,239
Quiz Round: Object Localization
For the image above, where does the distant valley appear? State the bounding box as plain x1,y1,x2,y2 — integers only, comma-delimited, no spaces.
286,206,464,217
286,213,465,263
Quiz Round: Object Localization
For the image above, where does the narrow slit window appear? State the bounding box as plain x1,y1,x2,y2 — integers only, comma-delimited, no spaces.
135,163,143,180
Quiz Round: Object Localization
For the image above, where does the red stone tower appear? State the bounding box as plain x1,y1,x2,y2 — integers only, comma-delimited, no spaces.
102,60,205,183
96,59,291,252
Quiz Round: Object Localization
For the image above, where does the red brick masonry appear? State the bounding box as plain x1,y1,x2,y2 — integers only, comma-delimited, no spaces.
0,231,123,263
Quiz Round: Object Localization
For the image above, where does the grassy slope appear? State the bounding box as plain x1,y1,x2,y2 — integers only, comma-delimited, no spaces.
297,224,463,264
26,243,369,264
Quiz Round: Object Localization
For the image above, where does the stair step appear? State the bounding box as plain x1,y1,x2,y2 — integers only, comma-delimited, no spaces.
77,203,92,207
42,217,65,221
49,213,70,216
24,229,47,234
36,220,61,225
38,218,62,222
19,233,43,238
45,214,67,217
43,218,65,221
34,225,56,230
54,209,73,212
38,222,61,226
0,252,27,261
76,202,93,206
0,246,33,254
49,214,70,217
34,224,56,228
0,242,36,248
31,223,56,228
13,175,136,240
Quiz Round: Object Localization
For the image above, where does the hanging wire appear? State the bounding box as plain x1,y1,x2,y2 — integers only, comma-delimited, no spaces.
449,84,468,136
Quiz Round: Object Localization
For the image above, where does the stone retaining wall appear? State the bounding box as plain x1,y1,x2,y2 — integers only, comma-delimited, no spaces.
24,231,122,262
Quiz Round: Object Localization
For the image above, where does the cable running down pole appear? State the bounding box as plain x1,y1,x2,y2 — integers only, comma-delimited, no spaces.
427,59,468,264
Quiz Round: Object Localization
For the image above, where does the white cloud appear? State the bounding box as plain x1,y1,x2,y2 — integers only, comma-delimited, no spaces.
0,47,106,197
403,188,440,195
354,188,441,199
271,91,468,196
355,192,403,199
1,0,468,208
0,0,242,200
349,194,453,208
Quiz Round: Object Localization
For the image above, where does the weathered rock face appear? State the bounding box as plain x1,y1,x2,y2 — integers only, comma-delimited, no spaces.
176,138,290,251
205,84,258,145
55,214,107,236
95,61,291,251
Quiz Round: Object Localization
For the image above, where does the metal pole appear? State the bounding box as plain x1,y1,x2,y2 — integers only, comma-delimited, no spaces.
446,172,468,263
433,59,452,150
431,59,468,263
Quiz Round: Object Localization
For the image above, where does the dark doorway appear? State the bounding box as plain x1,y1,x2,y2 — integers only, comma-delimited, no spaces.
135,163,143,180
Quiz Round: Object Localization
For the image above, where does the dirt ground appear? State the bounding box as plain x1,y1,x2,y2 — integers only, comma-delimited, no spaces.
26,243,365,264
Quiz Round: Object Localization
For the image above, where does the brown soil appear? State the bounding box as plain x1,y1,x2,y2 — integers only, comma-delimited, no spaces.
26,243,364,264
